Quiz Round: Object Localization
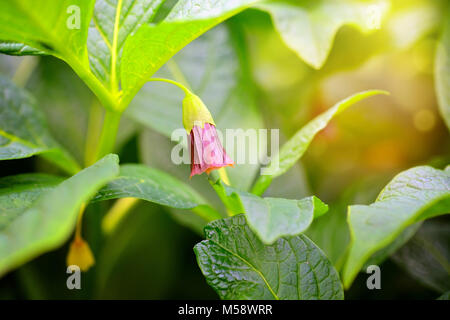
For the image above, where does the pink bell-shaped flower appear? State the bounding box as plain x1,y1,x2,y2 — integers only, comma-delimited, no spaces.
190,122,234,177
182,92,233,177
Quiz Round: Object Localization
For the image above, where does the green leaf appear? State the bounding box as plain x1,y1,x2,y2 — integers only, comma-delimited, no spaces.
92,164,221,221
0,1,119,111
0,0,94,64
252,90,388,195
120,0,259,109
0,174,64,226
87,0,165,87
343,166,450,289
240,195,328,244
0,154,119,277
194,215,344,300
0,42,46,56
435,12,450,130
255,0,389,69
213,178,328,244
305,204,350,268
0,75,80,174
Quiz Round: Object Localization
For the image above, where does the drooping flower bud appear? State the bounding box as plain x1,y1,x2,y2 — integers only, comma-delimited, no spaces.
66,237,95,271
182,92,233,177
182,92,215,133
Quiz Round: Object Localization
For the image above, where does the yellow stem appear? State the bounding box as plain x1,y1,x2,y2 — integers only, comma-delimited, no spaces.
12,56,39,87
148,78,191,95
102,197,139,235
74,203,87,240
218,167,231,185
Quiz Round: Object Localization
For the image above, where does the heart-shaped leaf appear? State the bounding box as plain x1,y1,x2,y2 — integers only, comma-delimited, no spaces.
194,214,344,300
0,154,119,277
343,166,450,288
0,75,80,174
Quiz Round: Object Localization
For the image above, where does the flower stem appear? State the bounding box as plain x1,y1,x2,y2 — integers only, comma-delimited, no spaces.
147,78,192,95
218,167,231,185
75,203,87,240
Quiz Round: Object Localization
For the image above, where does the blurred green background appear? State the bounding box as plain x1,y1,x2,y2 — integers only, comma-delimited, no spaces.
0,0,449,299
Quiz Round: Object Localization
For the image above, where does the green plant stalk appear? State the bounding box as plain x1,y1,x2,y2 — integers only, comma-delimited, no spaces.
192,206,224,221
208,171,239,217
251,175,272,196
95,110,122,161
148,78,191,95
65,55,118,112
84,99,104,166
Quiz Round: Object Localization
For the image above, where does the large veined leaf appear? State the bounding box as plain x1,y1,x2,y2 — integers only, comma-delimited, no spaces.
342,166,450,289
91,163,221,221
0,75,80,174
255,0,389,69
0,1,261,112
0,0,113,111
435,12,450,130
127,24,263,190
0,154,119,277
0,0,94,64
251,90,388,195
211,178,328,244
194,215,344,300
0,1,119,112
119,0,260,109
87,0,165,87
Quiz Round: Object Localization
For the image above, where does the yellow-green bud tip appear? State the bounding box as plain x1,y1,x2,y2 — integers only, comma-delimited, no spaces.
66,237,95,272
182,92,215,133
